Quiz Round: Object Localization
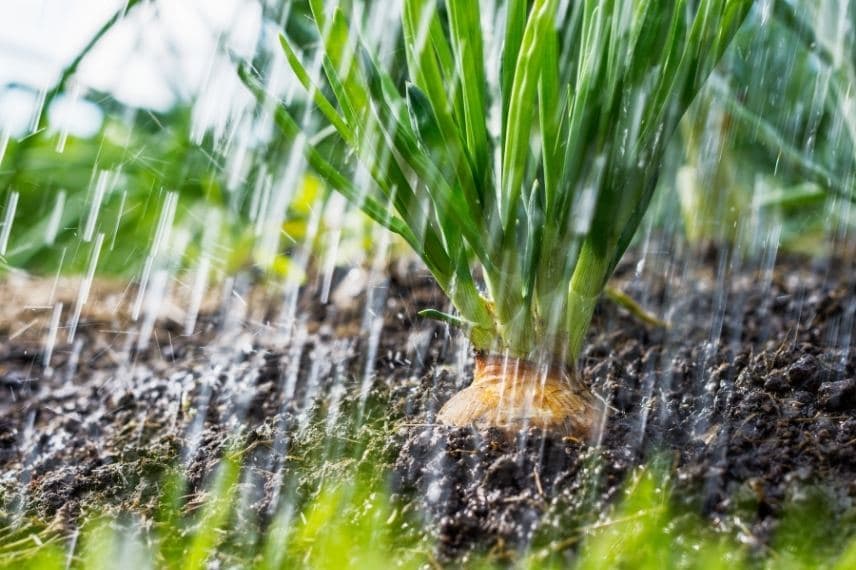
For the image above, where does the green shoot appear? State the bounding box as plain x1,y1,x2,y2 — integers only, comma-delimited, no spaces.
241,0,752,368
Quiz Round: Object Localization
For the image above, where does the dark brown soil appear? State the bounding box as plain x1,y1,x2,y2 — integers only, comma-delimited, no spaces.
0,248,854,559
394,250,856,558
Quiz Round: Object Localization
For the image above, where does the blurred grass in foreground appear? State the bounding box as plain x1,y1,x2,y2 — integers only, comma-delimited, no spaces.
1,453,854,569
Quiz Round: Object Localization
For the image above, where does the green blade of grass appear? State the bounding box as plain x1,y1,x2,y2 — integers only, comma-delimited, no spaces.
500,0,557,232
309,5,368,127
417,308,472,328
447,0,490,188
405,82,445,153
278,33,354,146
359,51,493,270
184,455,241,570
604,285,669,329
237,64,413,244
321,52,360,127
401,0,481,218
428,10,466,135
501,0,528,145
262,42,453,269
538,23,562,213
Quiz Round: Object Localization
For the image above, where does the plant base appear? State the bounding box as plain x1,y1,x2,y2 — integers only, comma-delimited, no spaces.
436,354,602,439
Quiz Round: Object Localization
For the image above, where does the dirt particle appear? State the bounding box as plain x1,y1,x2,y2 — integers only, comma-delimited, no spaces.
763,373,789,394
484,456,521,488
819,379,856,411
786,354,822,391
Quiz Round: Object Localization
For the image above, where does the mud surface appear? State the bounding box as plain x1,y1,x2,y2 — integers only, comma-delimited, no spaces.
395,251,855,558
0,249,854,558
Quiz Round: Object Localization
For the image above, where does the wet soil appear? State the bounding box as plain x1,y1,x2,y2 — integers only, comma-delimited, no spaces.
394,250,856,558
0,249,854,559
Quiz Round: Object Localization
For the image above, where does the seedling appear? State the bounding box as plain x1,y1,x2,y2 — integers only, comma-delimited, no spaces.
240,0,752,436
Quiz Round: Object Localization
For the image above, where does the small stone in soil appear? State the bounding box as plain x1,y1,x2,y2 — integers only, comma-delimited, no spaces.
819,379,856,411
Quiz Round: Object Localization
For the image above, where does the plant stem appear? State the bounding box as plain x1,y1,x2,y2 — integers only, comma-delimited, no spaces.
566,240,611,362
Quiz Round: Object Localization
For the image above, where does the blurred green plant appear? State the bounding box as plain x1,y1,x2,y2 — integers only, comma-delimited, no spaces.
674,0,856,253
1,114,330,280
0,0,352,282
4,109,223,274
2,453,855,569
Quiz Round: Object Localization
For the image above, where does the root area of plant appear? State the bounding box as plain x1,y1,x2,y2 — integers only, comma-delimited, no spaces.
0,249,854,559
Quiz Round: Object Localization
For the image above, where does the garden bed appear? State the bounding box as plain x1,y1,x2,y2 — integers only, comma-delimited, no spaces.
0,246,854,560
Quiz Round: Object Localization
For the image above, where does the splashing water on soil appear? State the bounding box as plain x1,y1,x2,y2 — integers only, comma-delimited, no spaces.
0,246,854,561
3,1,856,567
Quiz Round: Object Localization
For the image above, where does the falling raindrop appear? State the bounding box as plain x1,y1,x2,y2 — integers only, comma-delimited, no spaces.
0,190,19,256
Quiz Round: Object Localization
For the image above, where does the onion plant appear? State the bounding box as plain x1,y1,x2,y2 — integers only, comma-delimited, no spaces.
240,0,752,436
